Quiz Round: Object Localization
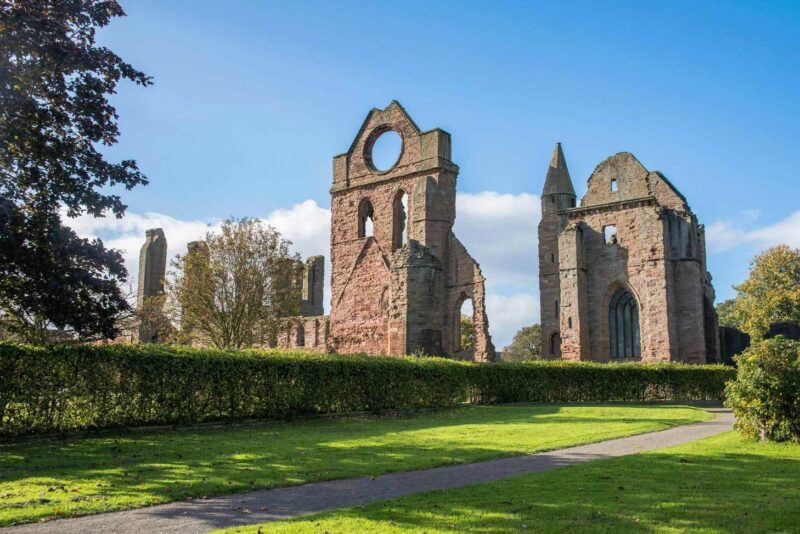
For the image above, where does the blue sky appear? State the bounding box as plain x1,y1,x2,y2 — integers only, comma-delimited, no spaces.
75,0,800,347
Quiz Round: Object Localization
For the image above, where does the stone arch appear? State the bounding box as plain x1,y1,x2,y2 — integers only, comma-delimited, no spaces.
453,292,476,355
357,198,374,238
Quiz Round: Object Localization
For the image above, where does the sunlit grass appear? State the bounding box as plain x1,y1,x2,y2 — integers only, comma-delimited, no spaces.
225,431,800,533
0,404,709,526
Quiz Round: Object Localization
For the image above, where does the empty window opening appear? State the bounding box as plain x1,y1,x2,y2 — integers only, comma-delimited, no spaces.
457,298,475,353
551,253,555,263
609,287,640,359
570,198,576,207
568,317,573,329
611,179,618,192
392,190,409,250
358,199,374,238
295,323,305,348
550,332,561,357
369,130,403,172
604,225,617,245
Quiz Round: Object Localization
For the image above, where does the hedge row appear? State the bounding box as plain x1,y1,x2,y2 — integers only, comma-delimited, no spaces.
0,343,735,436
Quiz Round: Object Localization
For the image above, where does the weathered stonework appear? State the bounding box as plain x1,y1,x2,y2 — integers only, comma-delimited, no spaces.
134,103,496,360
328,101,495,360
273,255,329,352
539,146,719,363
136,228,167,343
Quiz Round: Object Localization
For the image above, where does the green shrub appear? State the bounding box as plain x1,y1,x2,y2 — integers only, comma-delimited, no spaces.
0,343,735,437
725,337,800,442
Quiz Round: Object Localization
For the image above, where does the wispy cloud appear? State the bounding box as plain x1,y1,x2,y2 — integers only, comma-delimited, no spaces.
706,210,800,253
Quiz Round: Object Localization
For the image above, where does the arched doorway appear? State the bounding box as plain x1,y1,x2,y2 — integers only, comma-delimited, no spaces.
456,297,475,355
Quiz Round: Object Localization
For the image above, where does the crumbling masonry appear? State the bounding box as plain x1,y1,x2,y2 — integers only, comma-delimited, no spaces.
327,102,495,361
538,145,719,363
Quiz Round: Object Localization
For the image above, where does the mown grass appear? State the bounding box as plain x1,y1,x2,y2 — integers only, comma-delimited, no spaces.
223,431,800,533
0,404,709,526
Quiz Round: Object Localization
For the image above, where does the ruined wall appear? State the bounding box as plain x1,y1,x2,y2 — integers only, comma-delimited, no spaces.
275,316,330,351
540,149,718,364
329,101,495,360
560,200,674,362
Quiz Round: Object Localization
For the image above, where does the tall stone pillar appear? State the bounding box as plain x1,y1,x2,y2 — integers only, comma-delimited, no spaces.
300,256,325,316
136,228,167,342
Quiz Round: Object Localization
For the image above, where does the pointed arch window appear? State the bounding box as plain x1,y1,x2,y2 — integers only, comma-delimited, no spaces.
609,287,640,359
392,190,409,250
358,199,374,238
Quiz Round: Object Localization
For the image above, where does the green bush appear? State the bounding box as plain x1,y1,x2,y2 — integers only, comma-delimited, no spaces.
0,343,735,437
725,337,800,442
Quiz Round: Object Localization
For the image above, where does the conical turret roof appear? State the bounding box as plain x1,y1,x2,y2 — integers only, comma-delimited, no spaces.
543,143,576,196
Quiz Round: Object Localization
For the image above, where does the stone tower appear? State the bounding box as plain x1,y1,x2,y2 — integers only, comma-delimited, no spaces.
538,143,577,357
537,149,719,363
328,101,495,360
136,228,167,342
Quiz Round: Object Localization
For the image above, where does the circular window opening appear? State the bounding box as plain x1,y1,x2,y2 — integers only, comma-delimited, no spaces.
369,130,402,172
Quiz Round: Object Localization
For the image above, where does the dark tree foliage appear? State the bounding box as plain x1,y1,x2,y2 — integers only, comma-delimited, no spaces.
0,1,151,341
502,324,542,362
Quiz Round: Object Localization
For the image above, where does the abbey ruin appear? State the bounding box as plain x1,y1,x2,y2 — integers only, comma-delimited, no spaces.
538,144,719,363
135,102,719,364
273,101,496,360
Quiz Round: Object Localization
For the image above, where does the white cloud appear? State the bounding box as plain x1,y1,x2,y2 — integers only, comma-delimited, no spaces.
454,191,540,289
262,199,330,259
64,192,541,348
486,293,540,349
707,210,800,253
64,201,332,293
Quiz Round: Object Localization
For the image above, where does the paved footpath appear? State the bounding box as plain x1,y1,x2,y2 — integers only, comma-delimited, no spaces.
3,408,733,534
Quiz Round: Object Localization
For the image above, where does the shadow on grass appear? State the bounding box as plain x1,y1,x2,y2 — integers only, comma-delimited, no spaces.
0,404,708,526
258,436,800,533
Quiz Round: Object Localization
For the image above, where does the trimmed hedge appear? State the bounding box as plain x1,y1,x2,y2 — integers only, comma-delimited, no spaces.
0,343,735,437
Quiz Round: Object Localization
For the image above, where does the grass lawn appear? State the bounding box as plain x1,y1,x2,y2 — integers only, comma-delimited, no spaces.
0,404,709,526
222,431,800,534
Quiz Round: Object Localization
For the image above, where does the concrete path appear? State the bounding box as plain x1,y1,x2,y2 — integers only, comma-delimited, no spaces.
3,408,733,534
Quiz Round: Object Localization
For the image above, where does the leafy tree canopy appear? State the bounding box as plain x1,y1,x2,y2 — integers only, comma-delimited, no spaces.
0,1,151,342
171,218,302,350
716,298,740,329
731,245,800,340
502,324,542,362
